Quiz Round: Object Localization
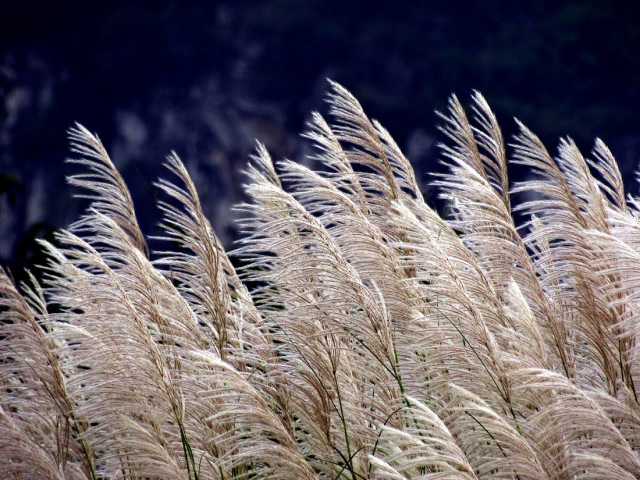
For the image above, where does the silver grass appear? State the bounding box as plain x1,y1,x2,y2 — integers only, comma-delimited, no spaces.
2,82,640,479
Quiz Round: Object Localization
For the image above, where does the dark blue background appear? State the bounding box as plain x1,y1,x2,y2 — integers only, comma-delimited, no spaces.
2,0,640,282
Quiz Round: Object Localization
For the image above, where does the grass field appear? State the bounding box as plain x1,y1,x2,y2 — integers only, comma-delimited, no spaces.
2,82,640,479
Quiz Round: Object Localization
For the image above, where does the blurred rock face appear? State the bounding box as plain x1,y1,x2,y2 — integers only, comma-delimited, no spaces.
105,73,302,247
1,54,301,256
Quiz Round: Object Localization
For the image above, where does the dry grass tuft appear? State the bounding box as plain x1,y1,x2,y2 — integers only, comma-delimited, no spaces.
2,82,640,479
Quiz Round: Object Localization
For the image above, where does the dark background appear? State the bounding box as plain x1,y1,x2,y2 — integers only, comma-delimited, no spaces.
2,0,640,282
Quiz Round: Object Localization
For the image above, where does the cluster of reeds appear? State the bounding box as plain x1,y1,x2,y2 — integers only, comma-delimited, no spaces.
2,81,640,479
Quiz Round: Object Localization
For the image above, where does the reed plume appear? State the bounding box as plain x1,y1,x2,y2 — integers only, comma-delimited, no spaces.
2,81,640,479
